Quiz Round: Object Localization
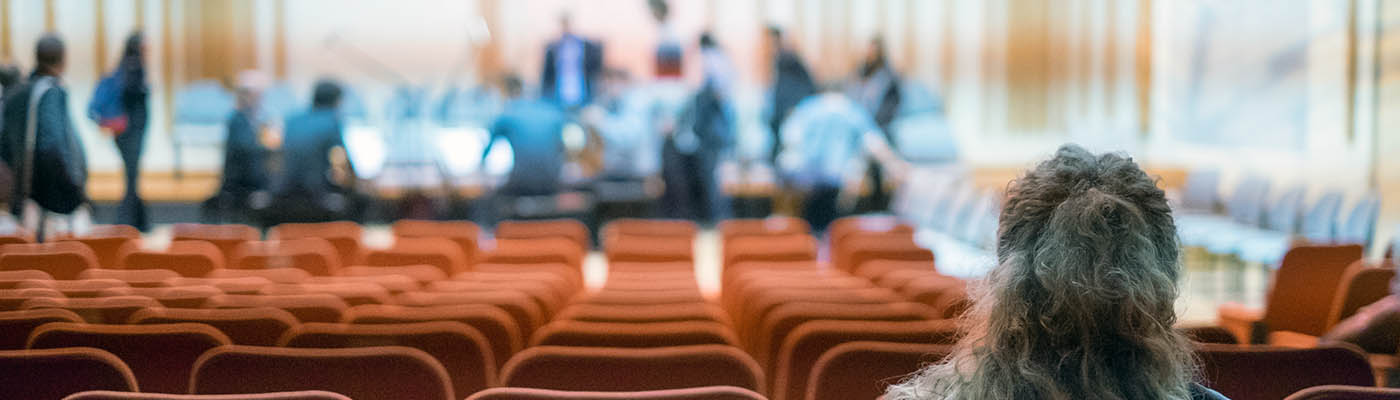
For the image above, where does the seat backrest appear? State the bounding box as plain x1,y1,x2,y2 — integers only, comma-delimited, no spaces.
1299,191,1344,243
366,237,470,277
340,264,446,284
129,307,300,346
396,291,542,336
79,268,181,287
260,282,394,306
27,322,231,394
603,219,697,241
807,341,953,400
120,240,226,278
753,301,937,369
207,267,311,283
719,217,810,245
54,225,142,269
393,220,481,266
465,386,766,400
835,232,931,272
555,303,732,326
22,296,162,324
1196,344,1374,400
605,236,694,264
774,320,958,400
501,345,763,393
0,347,137,399
268,222,364,266
63,390,353,400
1283,385,1400,400
282,321,495,398
0,242,100,279
204,294,349,323
0,308,84,350
1263,244,1365,336
18,278,128,297
482,238,585,270
723,234,817,271
495,219,592,251
345,303,522,370
99,285,221,308
164,276,275,294
170,223,260,269
191,345,454,400
231,238,343,277
531,320,738,348
1336,192,1380,248
1327,262,1396,330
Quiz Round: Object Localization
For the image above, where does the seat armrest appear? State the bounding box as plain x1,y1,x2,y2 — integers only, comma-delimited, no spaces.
1218,303,1265,344
1267,330,1320,348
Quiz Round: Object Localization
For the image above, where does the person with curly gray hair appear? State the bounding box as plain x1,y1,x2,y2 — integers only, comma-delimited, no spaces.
886,144,1227,400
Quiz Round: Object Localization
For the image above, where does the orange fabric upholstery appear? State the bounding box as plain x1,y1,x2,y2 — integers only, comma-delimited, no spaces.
722,235,817,272
119,241,226,278
98,285,222,308
171,223,261,268
268,222,364,266
397,291,543,337
64,390,353,400
367,237,470,277
22,296,161,324
231,238,343,277
575,289,708,306
1218,244,1365,343
1328,262,1396,330
341,264,447,284
17,278,127,297
772,320,959,400
719,217,810,245
605,236,694,264
393,220,482,267
27,322,231,394
204,294,349,323
466,386,766,400
164,276,275,295
0,348,137,399
555,303,732,326
191,345,454,400
206,268,310,284
281,321,496,397
0,269,53,288
806,341,953,400
0,308,84,350
1196,344,1375,400
833,232,932,273
345,304,523,370
752,301,938,370
78,268,180,287
604,219,698,240
1284,385,1400,400
129,307,299,346
854,260,936,284
259,282,394,306
0,242,100,280
481,238,585,272
501,345,763,393
495,219,592,251
54,225,142,268
429,280,562,318
531,320,738,348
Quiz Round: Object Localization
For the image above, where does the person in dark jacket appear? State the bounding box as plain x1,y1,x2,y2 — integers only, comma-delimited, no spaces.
541,14,604,110
108,33,149,231
204,70,271,222
0,34,87,235
847,36,901,213
261,79,354,225
481,75,569,198
764,26,816,165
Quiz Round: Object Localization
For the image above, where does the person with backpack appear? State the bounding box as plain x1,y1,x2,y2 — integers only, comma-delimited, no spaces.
0,34,88,240
90,32,149,231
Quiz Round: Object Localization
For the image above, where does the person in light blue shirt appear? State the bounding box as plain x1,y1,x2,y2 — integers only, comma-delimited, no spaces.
777,93,878,231
481,75,569,197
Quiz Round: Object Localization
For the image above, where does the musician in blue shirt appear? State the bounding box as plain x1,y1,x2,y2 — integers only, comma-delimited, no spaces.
481,75,569,198
777,93,879,232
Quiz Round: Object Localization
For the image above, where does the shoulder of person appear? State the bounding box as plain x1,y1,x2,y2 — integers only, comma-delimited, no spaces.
1190,383,1230,400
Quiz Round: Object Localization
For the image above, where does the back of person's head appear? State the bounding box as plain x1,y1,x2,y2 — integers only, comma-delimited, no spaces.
887,144,1194,400
0,63,21,93
35,34,65,76
501,74,523,99
699,32,717,50
766,25,784,41
311,79,342,110
122,32,144,61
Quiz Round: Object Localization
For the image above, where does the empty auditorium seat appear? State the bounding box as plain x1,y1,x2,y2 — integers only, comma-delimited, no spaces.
129,307,300,346
393,220,482,267
231,238,343,276
344,304,522,370
736,287,897,341
531,320,738,348
191,345,454,400
609,261,697,273
719,217,810,244
577,289,708,306
119,241,226,278
604,219,698,240
555,303,732,326
482,238,585,271
1283,385,1400,400
268,222,365,266
0,242,100,280
833,232,933,273
723,234,817,272
1218,244,1365,344
164,276,275,295
1329,262,1396,331
98,285,222,308
1196,344,1375,400
806,341,953,400
281,321,495,397
63,391,353,400
0,348,137,400
0,308,84,349
0,287,62,310
341,264,447,284
260,282,394,306
429,280,562,317
0,269,53,288
171,223,262,268
605,236,694,264
207,267,311,283
772,320,958,400
466,386,767,400
501,345,763,393
204,294,349,323
306,274,419,293
495,219,592,251
752,301,939,369
18,278,128,297
53,225,142,269
828,216,910,248
397,291,543,336
23,296,162,324
603,276,701,292
896,275,971,319
853,259,936,283
27,322,232,393
457,269,578,297
367,237,470,277
79,268,181,287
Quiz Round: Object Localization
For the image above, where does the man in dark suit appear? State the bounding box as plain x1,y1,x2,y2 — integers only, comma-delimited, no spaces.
541,14,603,110
261,79,355,224
765,26,817,165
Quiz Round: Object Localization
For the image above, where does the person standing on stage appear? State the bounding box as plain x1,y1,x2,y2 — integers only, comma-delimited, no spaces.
846,36,902,213
541,13,604,110
764,25,816,166
107,33,150,231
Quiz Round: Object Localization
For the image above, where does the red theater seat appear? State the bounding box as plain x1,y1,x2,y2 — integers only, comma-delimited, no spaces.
1284,385,1400,400
367,237,470,277
341,264,446,284
191,345,455,400
64,391,353,400
22,296,161,324
482,238,584,272
752,302,938,370
164,276,275,295
53,224,142,268
99,285,221,308
268,222,364,266
0,242,100,280
204,294,349,323
397,291,543,336
79,268,181,287
531,320,738,348
171,223,261,268
281,321,495,397
719,217,810,244
259,282,394,306
129,307,300,346
604,219,698,240
554,303,733,326
119,241,226,278
1219,244,1365,344
0,269,53,288
18,278,128,297
466,386,767,400
231,238,343,277
501,345,763,393
723,234,817,272
430,280,563,318
772,320,958,400
0,348,137,400
1196,344,1375,400
206,267,310,283
495,219,592,251
344,304,522,370
393,220,482,267
0,308,84,350
806,341,953,400
27,322,231,394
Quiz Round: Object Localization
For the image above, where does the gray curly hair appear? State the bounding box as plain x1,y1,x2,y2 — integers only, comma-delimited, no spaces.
887,144,1195,400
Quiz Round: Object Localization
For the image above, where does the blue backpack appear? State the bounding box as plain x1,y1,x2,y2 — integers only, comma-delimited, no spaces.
87,72,128,134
